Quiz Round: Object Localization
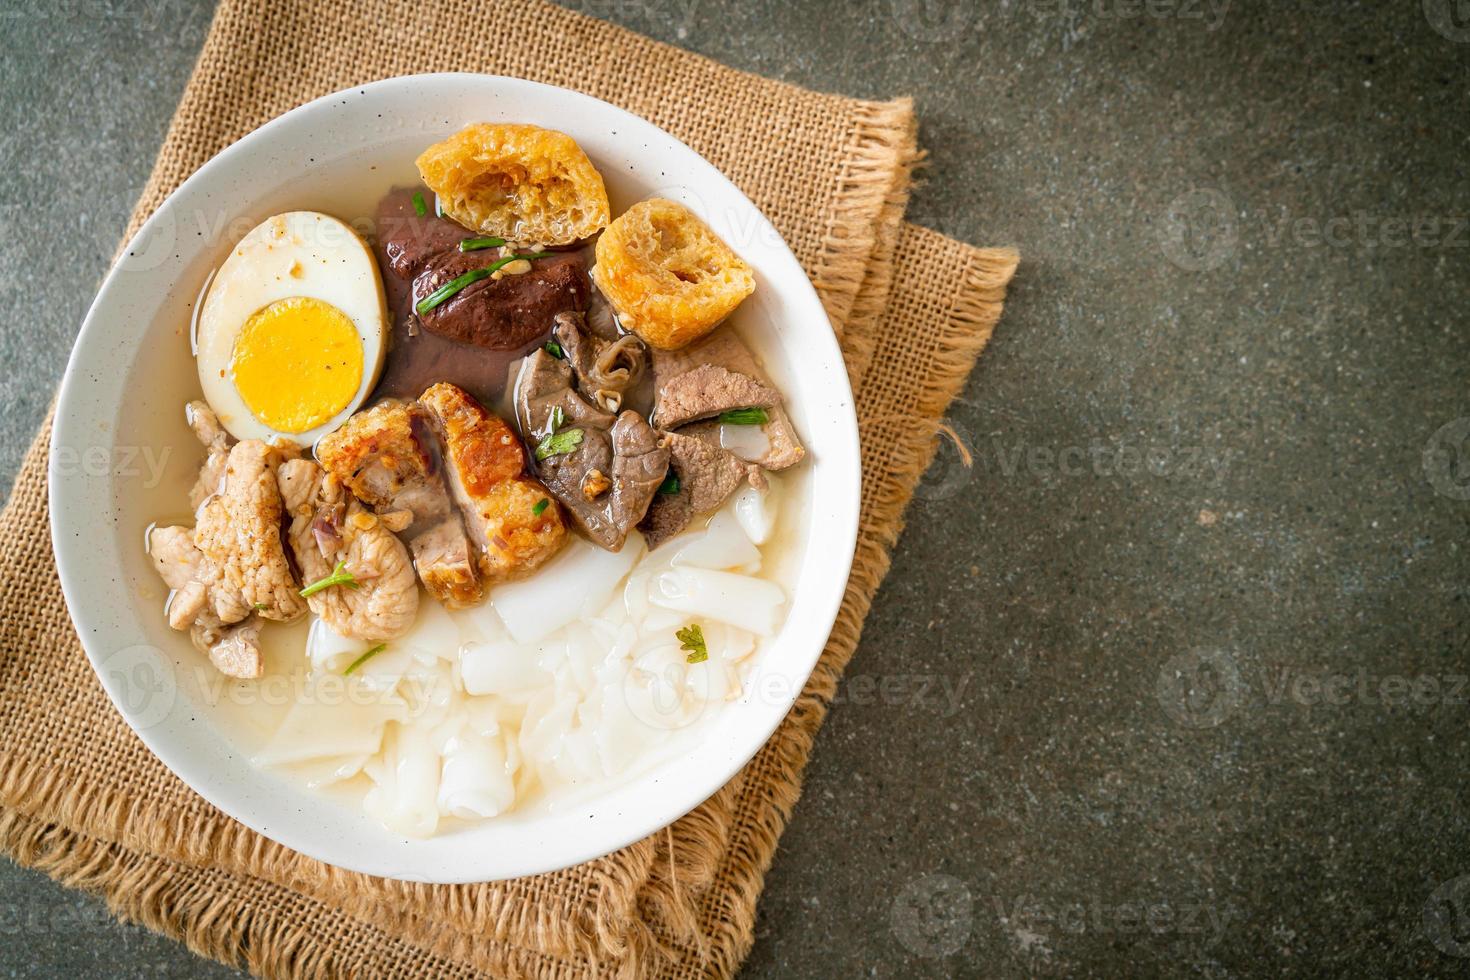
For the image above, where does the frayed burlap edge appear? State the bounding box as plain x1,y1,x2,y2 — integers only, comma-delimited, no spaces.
808,96,917,337
0,731,643,976
0,809,494,980
841,138,926,392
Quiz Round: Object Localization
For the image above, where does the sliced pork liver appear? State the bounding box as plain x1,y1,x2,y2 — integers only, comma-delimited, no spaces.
609,412,670,533
675,408,805,471
650,364,781,429
649,330,806,471
552,311,647,414
514,348,668,551
639,431,763,550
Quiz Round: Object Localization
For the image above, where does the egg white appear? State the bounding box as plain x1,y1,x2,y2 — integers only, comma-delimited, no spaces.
196,211,387,446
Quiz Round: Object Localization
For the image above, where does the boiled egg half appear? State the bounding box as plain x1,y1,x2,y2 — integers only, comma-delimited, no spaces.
196,211,387,445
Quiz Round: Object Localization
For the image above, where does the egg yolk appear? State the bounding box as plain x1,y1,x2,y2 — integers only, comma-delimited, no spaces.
231,297,364,434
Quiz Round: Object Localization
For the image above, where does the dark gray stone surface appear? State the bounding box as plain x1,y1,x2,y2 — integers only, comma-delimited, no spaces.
1,1,1467,976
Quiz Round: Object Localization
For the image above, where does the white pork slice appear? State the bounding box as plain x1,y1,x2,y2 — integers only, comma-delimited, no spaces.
278,458,419,641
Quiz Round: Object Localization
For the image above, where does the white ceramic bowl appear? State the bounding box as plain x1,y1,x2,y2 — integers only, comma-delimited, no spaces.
50,74,859,883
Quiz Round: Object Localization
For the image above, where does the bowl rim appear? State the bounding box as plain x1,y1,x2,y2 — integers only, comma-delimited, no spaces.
49,72,861,882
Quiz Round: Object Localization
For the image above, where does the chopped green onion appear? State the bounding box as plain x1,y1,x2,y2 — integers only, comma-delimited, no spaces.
414,253,557,315
658,474,680,495
544,340,565,359
459,236,507,252
676,624,708,664
252,602,267,611
343,643,386,676
412,191,427,217
534,427,584,461
299,560,360,597
532,498,550,517
717,407,769,425
550,404,566,432
416,268,491,315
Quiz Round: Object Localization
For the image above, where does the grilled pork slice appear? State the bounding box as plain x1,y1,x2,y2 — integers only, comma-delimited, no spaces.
148,523,264,678
317,399,482,608
149,524,228,630
278,458,419,640
148,528,262,679
418,382,568,583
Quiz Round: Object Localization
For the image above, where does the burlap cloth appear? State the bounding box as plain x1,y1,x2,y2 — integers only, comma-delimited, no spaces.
0,0,1018,976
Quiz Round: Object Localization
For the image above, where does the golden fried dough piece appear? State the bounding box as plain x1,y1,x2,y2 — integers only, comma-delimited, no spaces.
592,198,755,350
418,382,567,584
416,123,610,246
